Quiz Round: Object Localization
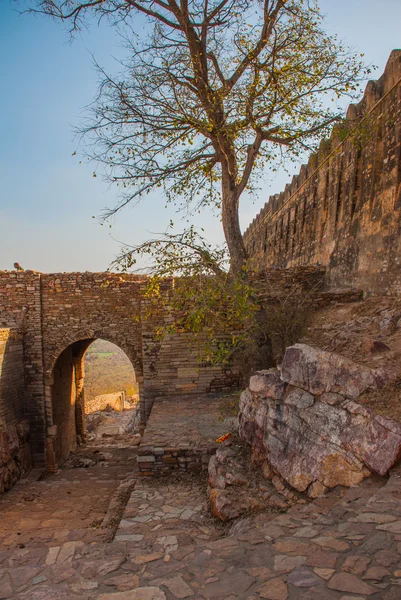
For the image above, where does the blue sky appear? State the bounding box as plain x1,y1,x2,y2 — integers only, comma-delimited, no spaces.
0,0,400,273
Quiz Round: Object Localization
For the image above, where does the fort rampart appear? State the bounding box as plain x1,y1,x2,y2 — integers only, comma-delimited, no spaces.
244,51,401,296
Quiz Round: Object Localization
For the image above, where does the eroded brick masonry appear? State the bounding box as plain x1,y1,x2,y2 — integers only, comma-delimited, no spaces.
0,271,244,482
244,51,401,295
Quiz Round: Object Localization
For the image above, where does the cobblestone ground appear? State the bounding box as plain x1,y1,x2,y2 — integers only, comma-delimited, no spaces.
2,460,401,598
2,404,401,599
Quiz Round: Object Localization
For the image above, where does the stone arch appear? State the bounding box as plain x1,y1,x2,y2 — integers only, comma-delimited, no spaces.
44,327,143,385
44,328,143,469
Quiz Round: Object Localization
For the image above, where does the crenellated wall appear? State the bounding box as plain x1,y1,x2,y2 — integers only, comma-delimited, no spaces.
244,50,401,296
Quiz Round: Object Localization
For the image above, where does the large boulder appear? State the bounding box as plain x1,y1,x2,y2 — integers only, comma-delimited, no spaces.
281,343,380,398
238,345,401,496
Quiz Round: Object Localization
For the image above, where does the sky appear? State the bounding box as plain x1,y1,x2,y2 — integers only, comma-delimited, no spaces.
0,0,400,273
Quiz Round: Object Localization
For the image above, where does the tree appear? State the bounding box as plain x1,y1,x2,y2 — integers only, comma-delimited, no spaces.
25,0,368,275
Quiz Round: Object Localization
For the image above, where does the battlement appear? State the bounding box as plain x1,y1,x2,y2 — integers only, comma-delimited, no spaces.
243,50,401,295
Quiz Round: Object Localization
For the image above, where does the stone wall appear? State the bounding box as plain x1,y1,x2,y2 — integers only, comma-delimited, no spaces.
0,328,32,493
0,266,362,480
244,50,401,296
0,271,246,472
239,344,401,498
0,271,45,464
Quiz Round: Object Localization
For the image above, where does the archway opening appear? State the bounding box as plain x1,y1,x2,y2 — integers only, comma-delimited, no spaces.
84,339,139,443
51,338,139,464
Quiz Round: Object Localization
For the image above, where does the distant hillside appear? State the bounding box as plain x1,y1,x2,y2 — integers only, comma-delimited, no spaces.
84,339,138,401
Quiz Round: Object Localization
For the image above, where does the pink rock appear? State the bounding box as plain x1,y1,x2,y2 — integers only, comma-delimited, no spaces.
341,416,401,476
239,344,401,494
249,369,287,400
281,344,378,398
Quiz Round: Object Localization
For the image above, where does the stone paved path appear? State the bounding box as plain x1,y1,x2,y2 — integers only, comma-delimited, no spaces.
140,395,237,450
2,463,401,598
137,394,238,476
0,446,137,552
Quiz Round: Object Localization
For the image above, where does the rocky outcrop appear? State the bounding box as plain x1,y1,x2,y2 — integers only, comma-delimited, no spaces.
239,344,401,497
281,344,387,398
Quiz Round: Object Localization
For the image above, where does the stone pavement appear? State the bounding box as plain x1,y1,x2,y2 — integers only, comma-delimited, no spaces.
2,462,401,598
138,394,237,476
0,446,137,552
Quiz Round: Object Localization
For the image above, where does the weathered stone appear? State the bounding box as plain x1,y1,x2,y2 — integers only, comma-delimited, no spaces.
341,555,371,575
308,481,328,499
284,388,314,409
15,585,82,599
81,556,125,577
305,553,339,569
293,526,320,539
45,546,60,566
9,566,41,587
199,571,254,597
239,344,401,494
342,416,401,476
362,566,390,581
105,574,140,591
0,571,13,599
313,568,335,580
163,575,194,598
352,513,397,524
208,442,289,521
319,393,344,406
258,577,288,600
375,549,399,567
281,344,378,398
97,588,166,600
274,540,316,556
274,555,306,572
287,568,323,588
133,553,164,565
314,537,349,552
327,572,377,595
249,370,286,400
377,521,401,534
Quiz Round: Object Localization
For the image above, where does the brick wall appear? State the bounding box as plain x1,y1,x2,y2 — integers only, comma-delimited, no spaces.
0,271,45,464
244,50,401,296
0,271,244,472
0,328,32,493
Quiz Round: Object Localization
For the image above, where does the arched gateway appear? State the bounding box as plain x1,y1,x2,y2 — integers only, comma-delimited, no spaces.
0,271,239,471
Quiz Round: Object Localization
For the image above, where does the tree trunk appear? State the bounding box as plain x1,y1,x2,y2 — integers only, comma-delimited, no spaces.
221,178,248,276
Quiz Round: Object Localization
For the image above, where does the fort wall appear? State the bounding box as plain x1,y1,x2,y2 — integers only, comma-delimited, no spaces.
243,50,401,296
0,328,32,492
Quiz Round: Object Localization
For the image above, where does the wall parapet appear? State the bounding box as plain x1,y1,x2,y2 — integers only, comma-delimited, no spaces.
243,50,401,296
